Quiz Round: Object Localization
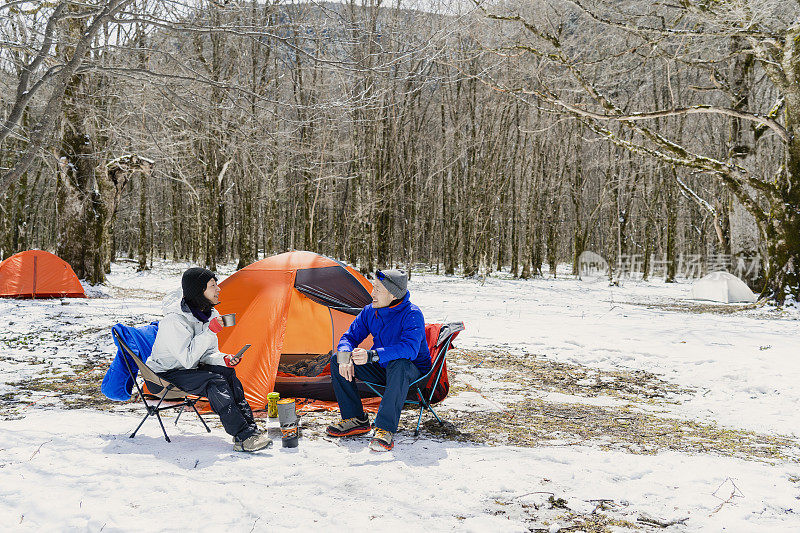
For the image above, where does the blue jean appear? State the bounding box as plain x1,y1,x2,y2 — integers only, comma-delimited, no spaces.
330,354,421,433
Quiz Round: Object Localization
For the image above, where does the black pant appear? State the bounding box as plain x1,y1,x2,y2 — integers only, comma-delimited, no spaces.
158,364,256,441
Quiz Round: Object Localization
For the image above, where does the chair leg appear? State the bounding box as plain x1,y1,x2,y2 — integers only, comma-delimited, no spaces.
131,397,168,440
144,393,171,443
414,405,424,436
425,401,444,425
174,405,184,426
190,401,212,433
155,411,171,443
130,411,150,439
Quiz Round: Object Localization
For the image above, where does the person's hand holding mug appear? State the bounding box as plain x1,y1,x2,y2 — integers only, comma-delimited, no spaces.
339,361,355,381
351,347,368,365
209,317,223,334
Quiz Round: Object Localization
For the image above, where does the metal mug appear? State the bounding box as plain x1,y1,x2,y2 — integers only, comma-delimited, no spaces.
277,398,297,426
336,350,352,365
219,313,236,327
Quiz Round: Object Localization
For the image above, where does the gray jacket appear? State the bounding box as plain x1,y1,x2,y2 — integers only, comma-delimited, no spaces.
147,289,227,373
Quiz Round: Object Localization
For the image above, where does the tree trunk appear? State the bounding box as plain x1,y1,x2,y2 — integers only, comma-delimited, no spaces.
510,178,518,277
444,168,455,275
11,170,29,254
171,179,181,260
761,123,800,301
727,37,760,268
137,172,148,271
203,170,218,271
642,220,652,281
57,60,105,283
236,175,256,270
547,203,558,278
664,167,678,283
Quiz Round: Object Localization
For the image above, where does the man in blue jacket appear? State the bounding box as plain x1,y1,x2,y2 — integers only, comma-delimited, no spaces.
327,269,430,452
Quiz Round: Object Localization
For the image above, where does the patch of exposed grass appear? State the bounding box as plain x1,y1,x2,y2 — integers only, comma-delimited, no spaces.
438,349,800,463
109,287,166,300
441,396,798,462
622,299,761,316
487,493,643,532
456,348,693,403
6,359,113,412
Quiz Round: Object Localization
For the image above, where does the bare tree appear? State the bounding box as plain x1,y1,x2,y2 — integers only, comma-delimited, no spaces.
480,0,800,300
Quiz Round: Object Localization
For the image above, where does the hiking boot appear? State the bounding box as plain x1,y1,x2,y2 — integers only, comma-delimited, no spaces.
234,430,273,452
369,428,394,451
326,415,371,437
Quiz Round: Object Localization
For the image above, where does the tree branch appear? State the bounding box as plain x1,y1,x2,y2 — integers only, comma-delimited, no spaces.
515,87,789,143
2,0,136,188
0,2,67,145
478,11,785,204
569,0,776,39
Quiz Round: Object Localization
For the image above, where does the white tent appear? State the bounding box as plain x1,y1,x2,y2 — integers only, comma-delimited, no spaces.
690,271,757,303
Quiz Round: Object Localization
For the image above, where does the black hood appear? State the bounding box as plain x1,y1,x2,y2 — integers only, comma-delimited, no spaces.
181,267,217,312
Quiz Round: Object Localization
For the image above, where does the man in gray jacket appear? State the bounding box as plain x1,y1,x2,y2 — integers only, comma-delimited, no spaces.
149,267,271,452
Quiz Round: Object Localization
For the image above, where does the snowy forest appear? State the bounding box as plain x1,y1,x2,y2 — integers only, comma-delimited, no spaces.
5,3,800,530
2,0,799,301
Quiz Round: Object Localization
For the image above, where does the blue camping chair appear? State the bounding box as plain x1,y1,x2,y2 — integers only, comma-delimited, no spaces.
111,327,211,443
360,322,463,436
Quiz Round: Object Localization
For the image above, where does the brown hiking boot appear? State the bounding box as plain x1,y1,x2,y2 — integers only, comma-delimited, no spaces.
326,416,371,437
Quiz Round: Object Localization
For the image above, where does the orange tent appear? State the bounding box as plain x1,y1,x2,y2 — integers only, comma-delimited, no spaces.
216,251,374,409
0,250,85,298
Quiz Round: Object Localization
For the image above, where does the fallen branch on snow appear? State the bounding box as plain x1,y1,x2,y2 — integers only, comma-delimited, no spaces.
637,515,689,527
29,440,51,461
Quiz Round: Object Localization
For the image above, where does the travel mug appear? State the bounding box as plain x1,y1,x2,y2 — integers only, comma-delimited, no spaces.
277,398,297,426
337,351,352,364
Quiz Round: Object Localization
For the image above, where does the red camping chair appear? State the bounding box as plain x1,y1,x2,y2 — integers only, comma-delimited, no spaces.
360,322,463,435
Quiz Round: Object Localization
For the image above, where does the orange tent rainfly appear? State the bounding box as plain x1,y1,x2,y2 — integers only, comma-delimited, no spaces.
0,250,85,299
216,251,375,409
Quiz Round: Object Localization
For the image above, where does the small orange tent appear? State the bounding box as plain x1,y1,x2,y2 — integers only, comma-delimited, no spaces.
216,251,374,408
0,250,85,298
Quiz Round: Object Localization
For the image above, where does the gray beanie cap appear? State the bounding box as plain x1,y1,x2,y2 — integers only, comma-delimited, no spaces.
376,269,408,300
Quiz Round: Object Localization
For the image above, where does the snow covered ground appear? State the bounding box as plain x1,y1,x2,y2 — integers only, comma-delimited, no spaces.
411,271,800,437
1,260,799,531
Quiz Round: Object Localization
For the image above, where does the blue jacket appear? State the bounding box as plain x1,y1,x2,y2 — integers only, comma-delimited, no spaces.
101,322,159,401
337,291,431,375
